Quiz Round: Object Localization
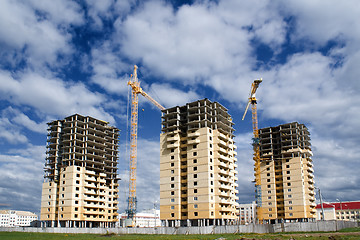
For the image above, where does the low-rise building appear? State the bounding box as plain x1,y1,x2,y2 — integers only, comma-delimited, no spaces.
0,210,38,227
238,201,256,224
119,209,161,227
316,201,360,221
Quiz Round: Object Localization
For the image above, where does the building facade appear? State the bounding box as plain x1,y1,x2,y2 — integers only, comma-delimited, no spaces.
238,201,256,225
160,99,238,227
257,122,316,223
40,114,120,228
316,201,360,221
0,210,38,227
119,209,161,227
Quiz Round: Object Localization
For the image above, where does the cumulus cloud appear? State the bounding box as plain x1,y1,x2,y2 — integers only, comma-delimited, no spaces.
147,83,200,108
0,70,114,123
0,0,83,68
0,145,45,213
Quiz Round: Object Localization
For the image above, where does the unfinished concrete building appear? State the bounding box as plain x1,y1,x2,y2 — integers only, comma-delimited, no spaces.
258,122,316,223
160,99,239,227
40,114,120,227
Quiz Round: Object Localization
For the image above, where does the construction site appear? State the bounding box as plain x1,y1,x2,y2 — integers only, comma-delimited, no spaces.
38,65,317,229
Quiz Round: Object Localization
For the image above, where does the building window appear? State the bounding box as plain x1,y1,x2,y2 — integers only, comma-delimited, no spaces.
210,151,213,155
287,183,291,186
194,197,198,201
267,185,271,188
268,191,271,194
62,187,65,191
75,194,79,197
211,189,213,193
171,170,174,174
171,163,174,167
210,166,213,170
61,194,64,198
171,206,174,209
171,184,175,188
194,212,198,216
194,204,198,208
171,199,175,202
194,189,197,193
210,158,213,162
268,202,272,205
193,152,197,156
287,177,290,180
171,213,174,217
63,174,65,178
193,159,197,163
269,214,272,217
76,180,80,184
75,200,78,204
210,144,212,148
211,212,214,216
289,201,292,204
171,191,174,195
194,174,197,178
63,181,65,184
288,195,292,198
289,207,293,210
76,187,79,191
171,149,174,153
171,155,174,160
266,162,270,165
269,208,272,211
287,171,290,174
171,177,175,181
193,167,197,171
266,168,270,171
194,181,197,186
286,165,290,168
267,179,270,182
268,196,271,199
288,189,291,192
289,213,293,216
267,173,270,176
210,173,213,178
210,181,213,185
193,144,197,149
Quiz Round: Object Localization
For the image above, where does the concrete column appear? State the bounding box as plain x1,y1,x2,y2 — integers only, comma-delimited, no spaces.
206,219,209,226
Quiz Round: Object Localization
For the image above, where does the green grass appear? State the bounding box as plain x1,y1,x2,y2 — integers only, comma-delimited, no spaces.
0,228,359,240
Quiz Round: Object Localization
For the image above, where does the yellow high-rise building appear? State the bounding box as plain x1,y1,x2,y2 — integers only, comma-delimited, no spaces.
40,114,120,228
258,122,316,223
160,99,238,227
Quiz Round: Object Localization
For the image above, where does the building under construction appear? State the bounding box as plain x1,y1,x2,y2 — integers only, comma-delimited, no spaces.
160,99,239,227
40,114,120,227
257,122,316,223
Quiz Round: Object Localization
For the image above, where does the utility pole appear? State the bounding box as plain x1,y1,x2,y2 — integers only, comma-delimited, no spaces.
317,187,325,220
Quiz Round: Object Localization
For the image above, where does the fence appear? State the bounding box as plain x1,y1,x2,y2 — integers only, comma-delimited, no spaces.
0,220,358,235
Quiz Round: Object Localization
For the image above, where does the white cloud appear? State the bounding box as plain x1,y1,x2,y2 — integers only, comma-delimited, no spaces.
148,83,200,108
118,138,160,212
0,0,82,68
0,70,115,123
0,117,28,144
0,145,45,213
90,42,131,95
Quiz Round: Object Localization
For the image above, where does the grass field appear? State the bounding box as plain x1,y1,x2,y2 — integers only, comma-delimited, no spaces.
0,227,359,240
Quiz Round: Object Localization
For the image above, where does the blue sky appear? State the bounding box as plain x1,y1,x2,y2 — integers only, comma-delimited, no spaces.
0,0,360,215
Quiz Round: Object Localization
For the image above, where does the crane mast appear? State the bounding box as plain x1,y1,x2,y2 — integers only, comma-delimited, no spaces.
126,65,164,226
242,79,263,223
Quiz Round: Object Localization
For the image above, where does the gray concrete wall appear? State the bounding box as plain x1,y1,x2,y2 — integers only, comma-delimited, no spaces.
0,221,358,235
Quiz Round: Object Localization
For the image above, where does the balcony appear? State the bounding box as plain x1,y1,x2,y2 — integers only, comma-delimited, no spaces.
167,135,180,142
188,139,200,145
188,132,200,138
167,142,180,148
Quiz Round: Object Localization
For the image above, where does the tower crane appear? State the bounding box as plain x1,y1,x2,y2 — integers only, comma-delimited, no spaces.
242,78,263,223
126,65,165,227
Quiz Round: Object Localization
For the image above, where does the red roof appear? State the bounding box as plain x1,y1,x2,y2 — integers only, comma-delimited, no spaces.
316,201,360,210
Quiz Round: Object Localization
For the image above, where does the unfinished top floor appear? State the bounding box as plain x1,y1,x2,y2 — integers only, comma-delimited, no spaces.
161,99,234,136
